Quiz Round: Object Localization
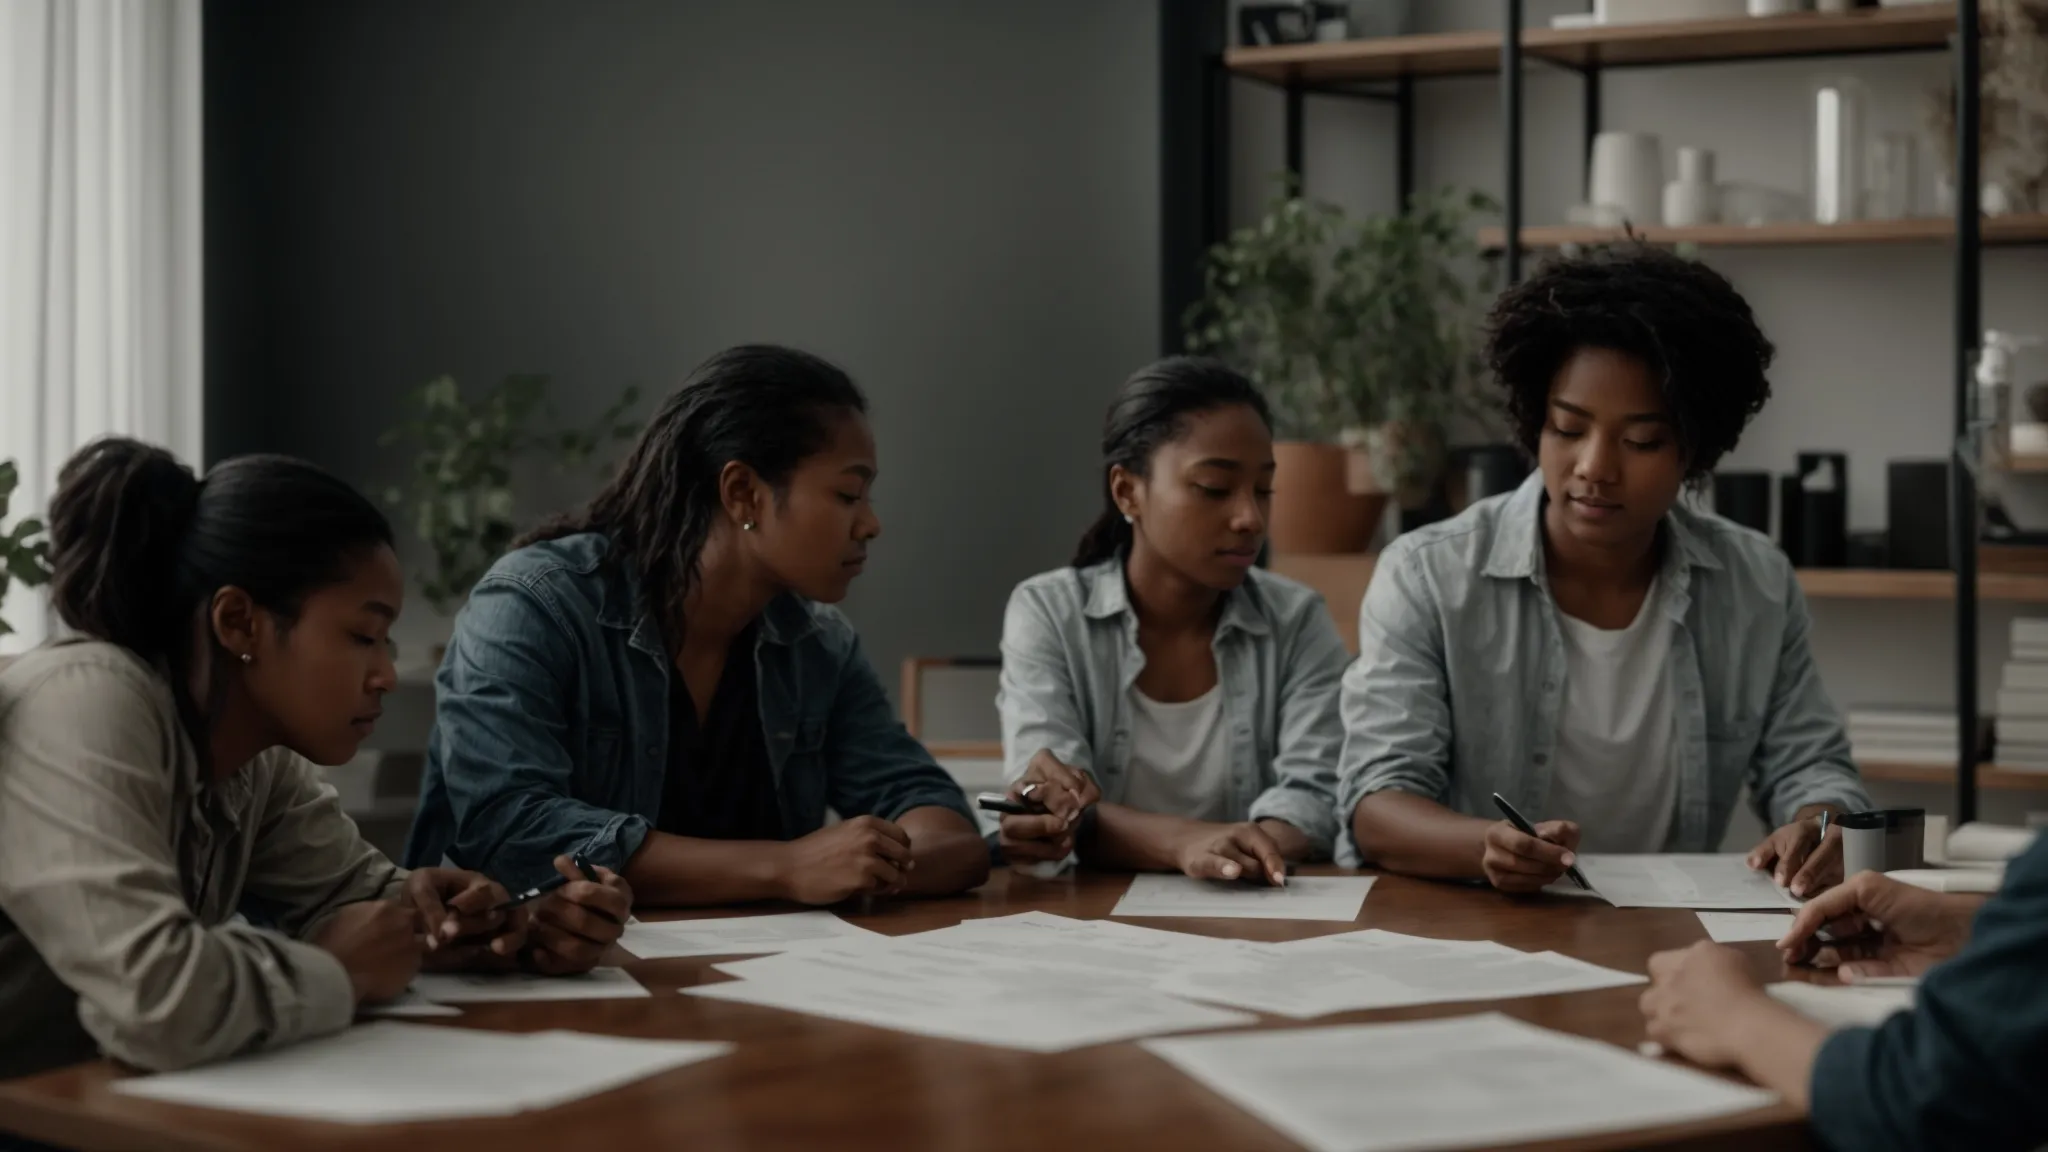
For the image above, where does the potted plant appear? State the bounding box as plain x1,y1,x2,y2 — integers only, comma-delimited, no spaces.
1185,180,1494,553
381,375,640,651
0,459,53,641
1328,186,1498,513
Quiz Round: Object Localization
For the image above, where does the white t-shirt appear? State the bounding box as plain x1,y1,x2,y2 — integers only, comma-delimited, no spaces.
1542,576,1681,853
1121,684,1234,823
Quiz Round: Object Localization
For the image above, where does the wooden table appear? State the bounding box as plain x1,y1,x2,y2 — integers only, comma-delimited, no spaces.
0,869,1816,1152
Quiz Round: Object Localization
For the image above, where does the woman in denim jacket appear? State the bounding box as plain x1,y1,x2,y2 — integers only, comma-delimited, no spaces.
405,346,988,907
993,358,1349,884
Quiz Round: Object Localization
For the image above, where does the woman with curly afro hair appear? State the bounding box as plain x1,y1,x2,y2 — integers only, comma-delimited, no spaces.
1333,246,1870,897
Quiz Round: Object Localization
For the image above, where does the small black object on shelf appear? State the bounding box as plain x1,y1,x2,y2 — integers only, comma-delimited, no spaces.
1887,458,1950,570
1711,470,1772,536
1795,452,1848,568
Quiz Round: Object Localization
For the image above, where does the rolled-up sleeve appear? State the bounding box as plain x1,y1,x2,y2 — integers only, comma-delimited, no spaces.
1808,839,2048,1151
995,584,1096,784
1748,564,1870,826
1334,543,1456,867
0,662,355,1072
823,625,977,828
1247,595,1349,857
429,574,648,888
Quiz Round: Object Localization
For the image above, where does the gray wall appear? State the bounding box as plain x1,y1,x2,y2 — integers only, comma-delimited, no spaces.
1234,1,2048,831
207,0,1159,690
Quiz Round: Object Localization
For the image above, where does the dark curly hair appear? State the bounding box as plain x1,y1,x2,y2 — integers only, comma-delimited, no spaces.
1484,245,1773,480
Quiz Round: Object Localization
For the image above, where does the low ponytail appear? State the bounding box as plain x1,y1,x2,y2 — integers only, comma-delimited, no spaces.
47,436,394,683
47,438,202,662
1069,356,1274,569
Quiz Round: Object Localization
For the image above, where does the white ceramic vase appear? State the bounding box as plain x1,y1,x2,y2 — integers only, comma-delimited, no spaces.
1663,147,1720,226
1589,131,1665,228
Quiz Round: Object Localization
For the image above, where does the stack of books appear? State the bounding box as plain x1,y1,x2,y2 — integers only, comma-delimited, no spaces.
1847,707,1969,768
1995,617,2048,772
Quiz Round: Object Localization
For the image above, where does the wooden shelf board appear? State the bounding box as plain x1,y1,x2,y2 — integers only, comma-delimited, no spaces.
2002,455,2048,474
1479,214,2048,251
1526,5,1956,71
1225,29,1501,85
1224,5,1956,87
1860,761,2048,791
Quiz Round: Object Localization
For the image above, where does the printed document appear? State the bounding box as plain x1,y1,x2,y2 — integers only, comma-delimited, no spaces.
409,966,649,1003
620,911,879,959
1766,981,1915,1029
1141,1012,1777,1152
1109,874,1376,921
1575,854,1801,909
112,1023,731,1123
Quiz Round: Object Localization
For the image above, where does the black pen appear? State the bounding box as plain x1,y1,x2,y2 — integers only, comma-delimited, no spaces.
1491,792,1590,891
492,856,599,911
976,791,1049,817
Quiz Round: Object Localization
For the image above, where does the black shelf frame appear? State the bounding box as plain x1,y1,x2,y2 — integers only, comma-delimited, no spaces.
1162,2,1992,821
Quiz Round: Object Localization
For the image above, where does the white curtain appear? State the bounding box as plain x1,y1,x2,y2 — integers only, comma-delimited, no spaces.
0,0,203,651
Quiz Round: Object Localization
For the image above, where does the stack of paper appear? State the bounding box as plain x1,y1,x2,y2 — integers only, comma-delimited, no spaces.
687,918,1257,1052
620,911,880,959
1108,874,1377,922
1152,929,1645,1018
1997,619,2048,769
1575,854,1800,909
113,1023,731,1122
1141,1013,1778,1152
1766,981,1915,1030
1848,706,1968,768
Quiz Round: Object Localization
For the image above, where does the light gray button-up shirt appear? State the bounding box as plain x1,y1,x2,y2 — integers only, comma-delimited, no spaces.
997,559,1350,856
1336,474,1871,867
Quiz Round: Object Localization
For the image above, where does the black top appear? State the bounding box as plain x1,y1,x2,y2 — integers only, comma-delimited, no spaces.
655,625,784,841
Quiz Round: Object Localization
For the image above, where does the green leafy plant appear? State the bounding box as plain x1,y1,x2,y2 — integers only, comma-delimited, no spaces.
381,376,641,615
0,459,53,637
1184,179,1496,490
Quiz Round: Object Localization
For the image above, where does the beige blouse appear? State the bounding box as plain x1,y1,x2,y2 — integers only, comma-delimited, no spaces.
0,641,406,1078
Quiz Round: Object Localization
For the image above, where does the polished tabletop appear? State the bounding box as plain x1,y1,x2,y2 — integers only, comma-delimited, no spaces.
0,868,1817,1152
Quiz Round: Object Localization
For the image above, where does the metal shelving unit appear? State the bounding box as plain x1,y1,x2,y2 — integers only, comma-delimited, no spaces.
1168,2,2003,821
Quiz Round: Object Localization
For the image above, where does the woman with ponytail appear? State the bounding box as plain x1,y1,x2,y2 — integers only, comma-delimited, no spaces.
0,440,624,1081
994,357,1348,883
404,345,987,908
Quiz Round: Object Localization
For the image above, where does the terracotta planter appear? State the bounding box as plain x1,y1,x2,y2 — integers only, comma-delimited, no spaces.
1270,441,1387,555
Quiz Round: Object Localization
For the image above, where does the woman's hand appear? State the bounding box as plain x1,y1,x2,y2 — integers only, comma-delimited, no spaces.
1173,822,1288,887
403,867,525,970
1746,814,1842,898
523,855,633,975
1481,818,1579,893
997,751,1099,867
1777,869,1978,979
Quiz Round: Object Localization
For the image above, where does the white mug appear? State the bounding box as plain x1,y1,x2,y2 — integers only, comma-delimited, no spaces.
1589,132,1664,228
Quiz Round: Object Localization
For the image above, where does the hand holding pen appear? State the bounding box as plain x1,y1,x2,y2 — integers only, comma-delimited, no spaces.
1487,792,1586,894
519,854,634,976
984,750,1098,868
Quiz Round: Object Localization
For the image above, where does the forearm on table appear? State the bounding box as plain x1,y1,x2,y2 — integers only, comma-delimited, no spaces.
1731,998,1829,1110
1351,791,1490,880
1078,804,1203,872
623,831,790,907
895,806,991,896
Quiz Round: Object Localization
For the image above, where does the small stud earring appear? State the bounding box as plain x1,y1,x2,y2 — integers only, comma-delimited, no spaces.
239,653,252,665
742,520,757,532
1123,514,1135,525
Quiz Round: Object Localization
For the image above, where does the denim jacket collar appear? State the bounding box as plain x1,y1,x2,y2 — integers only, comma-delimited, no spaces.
1482,472,1725,603
1079,555,1271,641
589,555,822,659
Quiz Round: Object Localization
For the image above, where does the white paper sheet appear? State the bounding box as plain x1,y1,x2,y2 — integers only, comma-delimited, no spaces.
895,911,1259,980
1155,929,1644,1018
112,1023,732,1123
1109,874,1376,921
1141,1012,1777,1152
685,970,1254,1052
1766,981,1915,1030
358,987,462,1018
619,911,880,959
1695,911,1797,944
1575,854,1801,909
409,966,649,1003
